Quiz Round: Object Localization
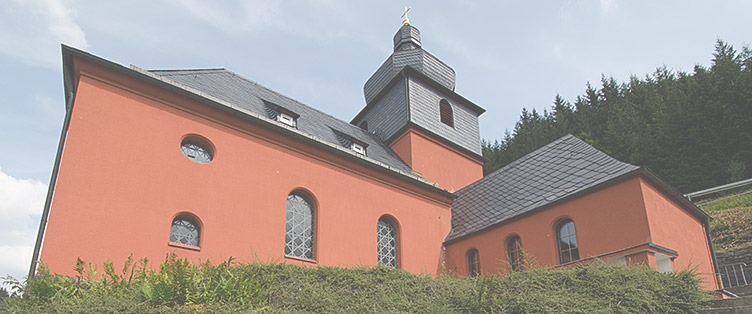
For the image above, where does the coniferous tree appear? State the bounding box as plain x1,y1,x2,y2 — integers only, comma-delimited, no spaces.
482,40,752,192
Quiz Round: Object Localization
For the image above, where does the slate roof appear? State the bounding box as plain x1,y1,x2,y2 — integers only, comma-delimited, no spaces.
446,134,641,242
148,68,415,175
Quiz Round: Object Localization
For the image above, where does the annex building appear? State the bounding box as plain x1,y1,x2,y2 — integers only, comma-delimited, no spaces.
30,22,721,291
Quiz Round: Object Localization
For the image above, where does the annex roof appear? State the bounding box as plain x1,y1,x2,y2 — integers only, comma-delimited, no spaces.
446,134,641,242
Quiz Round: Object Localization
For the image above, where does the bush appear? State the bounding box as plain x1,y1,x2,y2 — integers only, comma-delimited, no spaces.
1,255,711,313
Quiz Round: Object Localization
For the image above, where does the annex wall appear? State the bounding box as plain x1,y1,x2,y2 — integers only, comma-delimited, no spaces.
640,178,719,290
443,177,652,275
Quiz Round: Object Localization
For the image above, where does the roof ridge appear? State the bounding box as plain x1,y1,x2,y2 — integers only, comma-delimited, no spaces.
458,134,576,193
150,68,226,73
215,69,370,136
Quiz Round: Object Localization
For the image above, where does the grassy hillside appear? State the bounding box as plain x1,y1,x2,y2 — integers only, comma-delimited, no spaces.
701,189,752,253
2,254,710,313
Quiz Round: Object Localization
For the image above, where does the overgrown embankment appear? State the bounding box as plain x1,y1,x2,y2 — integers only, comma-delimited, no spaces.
701,189,752,254
2,254,710,313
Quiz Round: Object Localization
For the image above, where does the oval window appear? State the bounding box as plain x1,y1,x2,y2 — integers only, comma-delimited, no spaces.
180,137,213,164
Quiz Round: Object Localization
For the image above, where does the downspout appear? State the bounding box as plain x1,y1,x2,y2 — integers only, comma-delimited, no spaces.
28,55,75,279
704,218,723,290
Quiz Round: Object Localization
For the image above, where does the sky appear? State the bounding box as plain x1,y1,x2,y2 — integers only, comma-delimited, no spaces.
0,0,749,286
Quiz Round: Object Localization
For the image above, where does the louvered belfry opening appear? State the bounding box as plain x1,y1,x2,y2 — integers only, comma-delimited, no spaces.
439,99,454,127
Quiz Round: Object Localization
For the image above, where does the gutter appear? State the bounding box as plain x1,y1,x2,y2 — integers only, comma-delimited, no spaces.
28,45,76,278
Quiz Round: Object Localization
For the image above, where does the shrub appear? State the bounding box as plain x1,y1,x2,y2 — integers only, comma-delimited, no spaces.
1,256,711,313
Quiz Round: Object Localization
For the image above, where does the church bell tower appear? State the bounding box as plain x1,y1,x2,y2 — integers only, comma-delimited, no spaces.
351,21,485,191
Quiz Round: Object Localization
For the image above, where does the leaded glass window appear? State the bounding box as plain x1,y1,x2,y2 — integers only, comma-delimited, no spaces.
285,193,314,259
507,236,524,271
557,220,580,264
377,219,397,268
170,217,200,246
467,249,480,276
181,139,212,163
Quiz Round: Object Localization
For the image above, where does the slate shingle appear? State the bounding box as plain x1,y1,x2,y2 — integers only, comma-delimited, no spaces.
149,69,415,175
447,134,640,242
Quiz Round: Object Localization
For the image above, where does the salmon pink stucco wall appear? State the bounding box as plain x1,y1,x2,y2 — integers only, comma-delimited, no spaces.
389,128,483,192
639,178,719,290
443,177,652,275
39,57,453,277
443,175,720,290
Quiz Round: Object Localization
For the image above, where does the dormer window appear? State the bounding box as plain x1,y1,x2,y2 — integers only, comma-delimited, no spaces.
277,112,296,127
351,142,366,155
263,100,298,128
333,129,367,156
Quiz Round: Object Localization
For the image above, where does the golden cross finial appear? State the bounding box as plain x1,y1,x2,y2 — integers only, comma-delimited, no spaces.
401,6,411,25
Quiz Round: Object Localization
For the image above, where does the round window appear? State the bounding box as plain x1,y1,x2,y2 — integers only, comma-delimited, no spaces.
180,137,213,164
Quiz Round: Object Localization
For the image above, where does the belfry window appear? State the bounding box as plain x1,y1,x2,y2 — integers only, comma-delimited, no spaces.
439,99,454,127
180,137,213,164
285,193,315,259
170,216,200,247
467,249,480,276
377,218,398,268
507,236,524,271
556,219,580,264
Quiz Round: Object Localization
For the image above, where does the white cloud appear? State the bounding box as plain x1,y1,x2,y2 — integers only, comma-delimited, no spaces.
171,0,365,44
171,0,284,34
599,0,617,13
0,168,47,285
0,0,89,70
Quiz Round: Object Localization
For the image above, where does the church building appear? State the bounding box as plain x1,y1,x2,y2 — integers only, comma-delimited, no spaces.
30,22,721,291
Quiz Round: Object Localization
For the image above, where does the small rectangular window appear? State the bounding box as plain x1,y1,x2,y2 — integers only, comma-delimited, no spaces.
277,112,296,127
351,142,365,155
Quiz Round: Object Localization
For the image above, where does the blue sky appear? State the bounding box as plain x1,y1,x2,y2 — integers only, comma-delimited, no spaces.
0,0,749,284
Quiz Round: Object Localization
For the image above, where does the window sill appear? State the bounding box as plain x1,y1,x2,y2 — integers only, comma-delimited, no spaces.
284,255,318,264
168,242,201,251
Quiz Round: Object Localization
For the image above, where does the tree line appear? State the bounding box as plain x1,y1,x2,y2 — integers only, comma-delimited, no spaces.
483,40,752,193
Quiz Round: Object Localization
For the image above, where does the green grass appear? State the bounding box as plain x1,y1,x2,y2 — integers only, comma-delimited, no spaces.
2,254,711,313
697,189,752,212
708,205,752,253
693,189,752,254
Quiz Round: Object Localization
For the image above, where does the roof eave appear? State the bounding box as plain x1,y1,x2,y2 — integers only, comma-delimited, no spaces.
351,66,485,124
445,167,711,245
444,167,644,245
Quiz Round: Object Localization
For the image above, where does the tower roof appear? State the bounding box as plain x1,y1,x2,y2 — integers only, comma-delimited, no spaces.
363,24,456,104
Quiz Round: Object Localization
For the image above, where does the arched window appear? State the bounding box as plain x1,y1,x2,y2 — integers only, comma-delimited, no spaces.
285,193,315,259
507,236,524,271
467,249,480,277
360,121,368,131
170,216,200,247
377,218,398,268
439,99,454,127
556,219,580,264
